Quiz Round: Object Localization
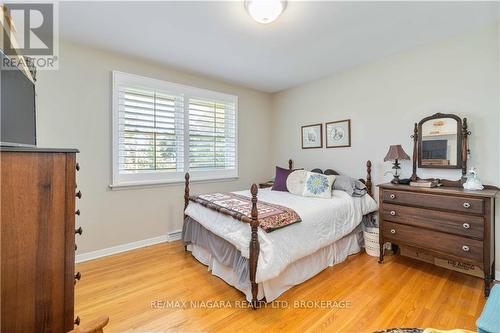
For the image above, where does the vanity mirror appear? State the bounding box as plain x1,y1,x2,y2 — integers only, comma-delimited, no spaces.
410,113,470,186
418,113,462,169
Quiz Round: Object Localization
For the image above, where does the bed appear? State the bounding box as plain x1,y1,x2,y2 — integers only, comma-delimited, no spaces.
182,159,377,308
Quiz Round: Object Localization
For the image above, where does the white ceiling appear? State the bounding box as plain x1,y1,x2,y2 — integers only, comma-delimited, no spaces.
60,1,500,93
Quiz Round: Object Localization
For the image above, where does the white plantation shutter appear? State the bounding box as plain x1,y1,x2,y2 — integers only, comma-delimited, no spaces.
112,71,238,187
188,98,236,172
118,88,184,172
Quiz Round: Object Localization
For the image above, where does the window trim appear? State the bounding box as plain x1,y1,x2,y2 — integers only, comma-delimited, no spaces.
111,71,238,188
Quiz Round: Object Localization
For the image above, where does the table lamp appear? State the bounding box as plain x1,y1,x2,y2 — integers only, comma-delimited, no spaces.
384,145,410,184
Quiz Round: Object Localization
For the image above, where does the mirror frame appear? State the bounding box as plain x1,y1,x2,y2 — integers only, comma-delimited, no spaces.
417,113,463,170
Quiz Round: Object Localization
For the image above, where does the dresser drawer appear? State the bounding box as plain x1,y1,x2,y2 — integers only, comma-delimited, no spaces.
382,203,484,239
382,221,483,263
383,189,484,215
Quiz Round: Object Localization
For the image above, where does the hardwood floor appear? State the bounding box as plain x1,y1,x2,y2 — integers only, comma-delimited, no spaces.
76,241,485,332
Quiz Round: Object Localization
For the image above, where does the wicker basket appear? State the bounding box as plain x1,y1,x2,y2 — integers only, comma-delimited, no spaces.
363,227,380,257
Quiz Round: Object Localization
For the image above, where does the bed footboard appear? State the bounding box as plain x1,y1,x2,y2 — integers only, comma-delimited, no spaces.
183,173,261,308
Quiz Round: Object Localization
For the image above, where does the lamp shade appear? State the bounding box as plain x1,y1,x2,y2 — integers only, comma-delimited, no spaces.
384,145,410,162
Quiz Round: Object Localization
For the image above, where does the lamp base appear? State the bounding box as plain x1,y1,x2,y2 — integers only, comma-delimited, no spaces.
391,175,400,184
391,159,401,184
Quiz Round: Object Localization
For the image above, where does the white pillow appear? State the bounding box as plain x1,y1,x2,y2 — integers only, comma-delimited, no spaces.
302,172,336,199
286,170,308,195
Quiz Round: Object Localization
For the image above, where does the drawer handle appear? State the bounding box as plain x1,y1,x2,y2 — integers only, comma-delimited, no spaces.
463,202,471,209
462,245,470,252
74,316,80,326
389,194,396,199
75,227,83,235
76,190,82,199
390,210,396,216
463,223,470,229
390,229,396,234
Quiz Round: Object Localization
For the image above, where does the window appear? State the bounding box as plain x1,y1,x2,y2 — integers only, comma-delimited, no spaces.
112,71,238,187
188,98,237,171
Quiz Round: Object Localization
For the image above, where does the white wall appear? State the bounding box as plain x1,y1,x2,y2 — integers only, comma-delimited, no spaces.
271,25,500,270
36,41,273,254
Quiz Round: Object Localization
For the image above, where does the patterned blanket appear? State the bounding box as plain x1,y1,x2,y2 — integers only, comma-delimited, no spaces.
193,192,302,232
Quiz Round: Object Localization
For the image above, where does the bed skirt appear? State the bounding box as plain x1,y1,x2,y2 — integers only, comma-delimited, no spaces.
183,216,363,302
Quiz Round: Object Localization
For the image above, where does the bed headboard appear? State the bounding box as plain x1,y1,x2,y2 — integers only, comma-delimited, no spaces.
287,159,373,197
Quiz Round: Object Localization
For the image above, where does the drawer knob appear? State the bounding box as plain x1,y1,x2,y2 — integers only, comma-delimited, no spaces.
390,210,396,216
75,244,77,251
75,271,81,280
74,316,80,326
75,209,81,216
75,226,83,235
389,194,396,199
76,163,80,171
463,202,471,209
462,245,470,252
76,190,82,199
390,229,396,234
463,223,470,229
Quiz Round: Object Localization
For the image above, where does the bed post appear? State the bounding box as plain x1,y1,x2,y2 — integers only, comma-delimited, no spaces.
184,173,190,211
366,160,372,197
288,159,293,170
249,184,260,309
184,172,190,251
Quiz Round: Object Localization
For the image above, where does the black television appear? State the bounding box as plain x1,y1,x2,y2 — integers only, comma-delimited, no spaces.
422,140,447,159
0,52,37,147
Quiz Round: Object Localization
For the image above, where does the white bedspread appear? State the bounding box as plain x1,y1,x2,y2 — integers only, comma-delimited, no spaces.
184,188,378,283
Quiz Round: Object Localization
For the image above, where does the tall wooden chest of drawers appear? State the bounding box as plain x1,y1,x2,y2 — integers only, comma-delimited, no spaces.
1,147,81,333
378,183,498,296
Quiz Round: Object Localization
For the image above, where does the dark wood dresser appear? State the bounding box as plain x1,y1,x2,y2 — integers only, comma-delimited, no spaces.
378,183,498,296
258,181,274,189
1,147,82,333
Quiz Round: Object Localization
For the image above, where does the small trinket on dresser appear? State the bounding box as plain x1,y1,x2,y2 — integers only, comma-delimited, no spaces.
463,167,484,190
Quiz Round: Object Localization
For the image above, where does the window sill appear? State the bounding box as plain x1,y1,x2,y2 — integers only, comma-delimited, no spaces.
109,176,239,190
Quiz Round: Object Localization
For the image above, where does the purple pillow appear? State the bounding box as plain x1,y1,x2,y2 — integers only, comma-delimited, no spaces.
271,166,292,192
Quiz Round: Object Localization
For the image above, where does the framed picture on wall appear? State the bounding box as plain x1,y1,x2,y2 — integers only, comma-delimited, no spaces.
301,123,323,149
326,119,351,148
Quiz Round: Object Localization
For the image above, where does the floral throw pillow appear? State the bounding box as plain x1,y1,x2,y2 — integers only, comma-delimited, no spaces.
302,172,336,199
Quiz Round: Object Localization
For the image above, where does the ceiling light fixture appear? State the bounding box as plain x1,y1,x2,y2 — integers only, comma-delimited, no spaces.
244,0,287,24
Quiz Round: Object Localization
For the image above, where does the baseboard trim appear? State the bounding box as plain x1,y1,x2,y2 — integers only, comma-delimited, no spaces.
76,230,182,263
168,229,182,242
